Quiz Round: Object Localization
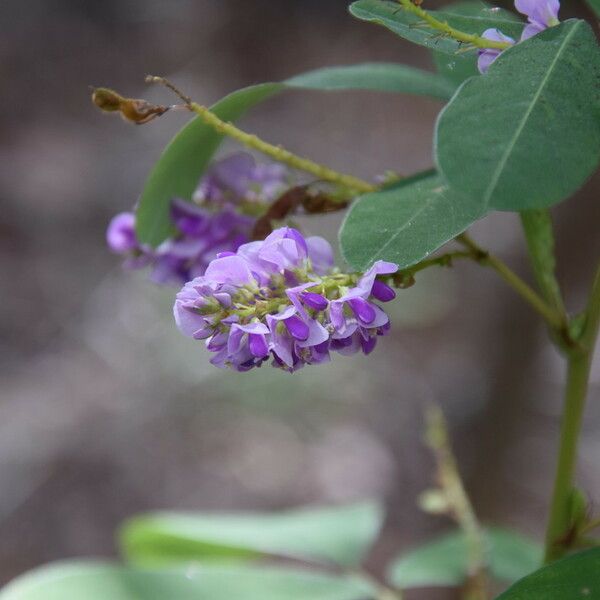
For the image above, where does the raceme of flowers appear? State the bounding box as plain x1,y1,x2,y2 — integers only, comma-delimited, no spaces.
106,153,291,285
173,227,398,372
477,0,560,73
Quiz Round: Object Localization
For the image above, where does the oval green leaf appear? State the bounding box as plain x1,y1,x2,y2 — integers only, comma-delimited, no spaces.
349,0,523,56
340,172,485,270
497,547,600,599
119,502,383,569
136,63,455,247
435,20,600,211
0,562,375,600
387,528,542,589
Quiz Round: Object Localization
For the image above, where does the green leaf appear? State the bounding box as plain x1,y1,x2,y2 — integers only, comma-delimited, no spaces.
136,63,454,247
496,547,600,599
430,1,522,88
431,50,478,90
119,502,383,568
0,562,375,600
339,172,485,270
435,20,600,211
387,528,542,589
349,0,523,56
286,63,455,99
585,0,600,19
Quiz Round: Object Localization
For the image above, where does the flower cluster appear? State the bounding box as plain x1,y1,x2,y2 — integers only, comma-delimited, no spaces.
106,153,291,285
173,227,398,372
477,0,560,73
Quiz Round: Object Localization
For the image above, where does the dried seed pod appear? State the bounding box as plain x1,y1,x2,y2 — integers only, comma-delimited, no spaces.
91,87,170,125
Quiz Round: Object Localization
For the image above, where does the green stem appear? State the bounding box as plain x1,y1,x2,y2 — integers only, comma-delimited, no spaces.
520,210,565,316
188,102,376,194
457,234,565,332
396,0,512,50
544,266,600,563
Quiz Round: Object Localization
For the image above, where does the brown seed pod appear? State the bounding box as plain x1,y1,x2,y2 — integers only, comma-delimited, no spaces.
91,87,170,125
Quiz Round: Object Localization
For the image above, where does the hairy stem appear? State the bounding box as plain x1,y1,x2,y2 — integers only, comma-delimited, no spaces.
544,266,600,562
396,0,512,50
145,75,376,194
188,102,376,194
520,210,565,316
457,234,566,333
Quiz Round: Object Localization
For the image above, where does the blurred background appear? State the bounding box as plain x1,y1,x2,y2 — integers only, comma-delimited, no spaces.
1,0,599,597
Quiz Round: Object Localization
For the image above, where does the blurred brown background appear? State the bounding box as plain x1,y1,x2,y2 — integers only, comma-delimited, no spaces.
0,1,598,598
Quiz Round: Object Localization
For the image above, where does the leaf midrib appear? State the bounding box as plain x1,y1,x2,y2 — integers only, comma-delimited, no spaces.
482,22,581,207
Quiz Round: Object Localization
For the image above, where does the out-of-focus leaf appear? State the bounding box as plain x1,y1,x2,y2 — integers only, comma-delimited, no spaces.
496,547,600,599
387,528,542,588
339,172,485,270
585,0,600,18
119,502,383,568
136,63,454,247
0,562,375,600
435,20,600,211
286,63,455,99
349,0,523,55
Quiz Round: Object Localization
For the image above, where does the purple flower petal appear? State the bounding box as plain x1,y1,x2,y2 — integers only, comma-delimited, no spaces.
302,291,328,311
361,336,377,355
170,199,209,236
106,212,138,253
205,255,255,285
515,0,559,27
371,280,396,302
296,318,329,348
306,236,334,275
520,22,545,40
267,314,295,367
348,298,377,324
284,315,310,341
249,333,269,357
477,29,515,74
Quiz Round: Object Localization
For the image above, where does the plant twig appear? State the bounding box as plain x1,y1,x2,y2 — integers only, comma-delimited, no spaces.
424,406,488,600
396,0,512,50
146,75,376,195
456,233,568,336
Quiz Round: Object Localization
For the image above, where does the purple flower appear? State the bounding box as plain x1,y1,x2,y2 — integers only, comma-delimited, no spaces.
193,152,289,205
107,153,291,285
173,227,399,372
477,29,515,74
477,1,560,74
515,0,560,39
